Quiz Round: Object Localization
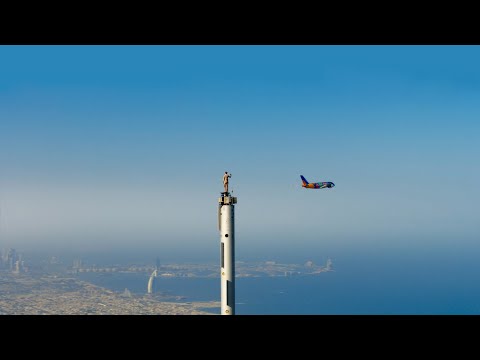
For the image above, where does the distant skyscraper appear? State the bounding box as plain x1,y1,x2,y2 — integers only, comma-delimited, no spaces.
325,258,333,271
73,259,83,269
13,260,20,274
7,249,16,271
147,269,157,294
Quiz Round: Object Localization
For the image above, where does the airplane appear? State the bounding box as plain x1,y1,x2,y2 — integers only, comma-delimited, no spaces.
300,175,335,189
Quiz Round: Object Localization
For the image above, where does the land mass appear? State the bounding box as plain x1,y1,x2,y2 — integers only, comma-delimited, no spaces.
0,258,332,315
0,272,218,315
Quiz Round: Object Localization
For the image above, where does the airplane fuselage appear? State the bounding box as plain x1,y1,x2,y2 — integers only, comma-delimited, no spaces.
302,182,335,189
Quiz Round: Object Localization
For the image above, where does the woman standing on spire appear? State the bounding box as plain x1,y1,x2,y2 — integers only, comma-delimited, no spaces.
223,171,231,193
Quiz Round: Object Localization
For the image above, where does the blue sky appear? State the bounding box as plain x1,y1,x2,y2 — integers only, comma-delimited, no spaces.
0,46,479,259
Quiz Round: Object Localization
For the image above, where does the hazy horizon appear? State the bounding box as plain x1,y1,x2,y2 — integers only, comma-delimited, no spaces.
1,46,479,260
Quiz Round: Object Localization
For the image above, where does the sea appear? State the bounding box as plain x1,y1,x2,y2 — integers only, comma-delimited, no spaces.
76,245,480,315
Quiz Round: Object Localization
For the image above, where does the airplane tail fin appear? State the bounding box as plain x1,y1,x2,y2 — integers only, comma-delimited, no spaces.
300,175,309,186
